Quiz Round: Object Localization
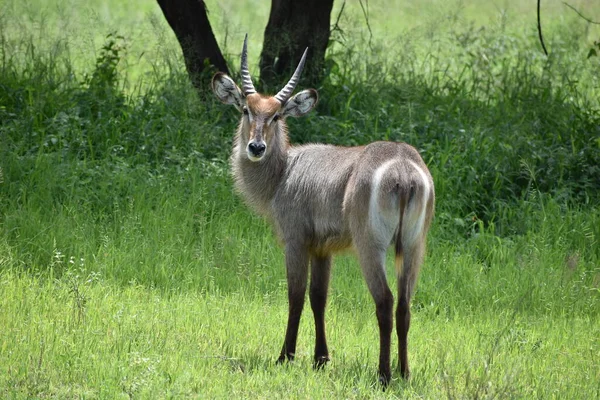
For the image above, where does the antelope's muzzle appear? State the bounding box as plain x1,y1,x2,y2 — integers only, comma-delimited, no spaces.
247,140,266,161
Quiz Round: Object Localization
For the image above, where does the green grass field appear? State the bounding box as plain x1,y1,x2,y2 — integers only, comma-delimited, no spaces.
1,0,599,398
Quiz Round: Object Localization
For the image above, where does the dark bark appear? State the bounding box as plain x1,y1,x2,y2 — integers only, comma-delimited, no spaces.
157,0,229,93
260,0,334,89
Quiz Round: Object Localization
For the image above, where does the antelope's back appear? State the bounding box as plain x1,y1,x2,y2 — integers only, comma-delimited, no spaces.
272,144,363,251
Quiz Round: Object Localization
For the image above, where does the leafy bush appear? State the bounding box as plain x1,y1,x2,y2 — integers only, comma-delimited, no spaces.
1,22,598,236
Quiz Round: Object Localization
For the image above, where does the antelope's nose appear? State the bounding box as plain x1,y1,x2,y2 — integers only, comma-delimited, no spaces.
248,142,266,157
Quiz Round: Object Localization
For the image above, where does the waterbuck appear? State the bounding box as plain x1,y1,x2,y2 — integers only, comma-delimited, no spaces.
211,36,435,385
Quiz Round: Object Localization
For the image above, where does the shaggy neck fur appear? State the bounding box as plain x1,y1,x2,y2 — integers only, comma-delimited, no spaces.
231,120,289,215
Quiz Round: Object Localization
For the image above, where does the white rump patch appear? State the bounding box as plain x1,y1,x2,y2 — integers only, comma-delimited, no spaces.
369,159,399,246
402,159,431,248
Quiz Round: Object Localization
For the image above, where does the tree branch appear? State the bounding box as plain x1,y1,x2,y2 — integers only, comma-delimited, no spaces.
563,2,600,25
537,0,549,56
330,0,347,38
358,0,374,51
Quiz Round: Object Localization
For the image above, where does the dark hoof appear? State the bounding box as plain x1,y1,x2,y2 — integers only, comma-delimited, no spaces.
276,353,295,364
400,367,410,380
313,355,330,370
379,371,391,389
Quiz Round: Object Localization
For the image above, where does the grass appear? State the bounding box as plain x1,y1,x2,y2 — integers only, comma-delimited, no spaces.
1,271,597,398
1,0,600,398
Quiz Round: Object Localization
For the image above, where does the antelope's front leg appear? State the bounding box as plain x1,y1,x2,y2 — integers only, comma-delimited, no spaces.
277,243,309,363
310,254,332,368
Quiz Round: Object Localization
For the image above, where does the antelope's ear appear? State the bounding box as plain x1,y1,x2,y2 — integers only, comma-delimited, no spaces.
281,89,318,118
212,72,244,110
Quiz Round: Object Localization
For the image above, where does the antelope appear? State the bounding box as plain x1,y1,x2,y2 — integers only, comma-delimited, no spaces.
211,35,435,385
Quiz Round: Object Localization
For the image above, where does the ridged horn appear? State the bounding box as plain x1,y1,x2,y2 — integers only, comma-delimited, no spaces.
274,47,308,104
240,34,256,96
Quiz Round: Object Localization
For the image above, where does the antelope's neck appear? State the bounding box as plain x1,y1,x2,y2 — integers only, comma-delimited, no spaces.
231,129,289,216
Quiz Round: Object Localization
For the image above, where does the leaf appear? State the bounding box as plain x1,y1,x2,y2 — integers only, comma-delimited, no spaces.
587,48,597,59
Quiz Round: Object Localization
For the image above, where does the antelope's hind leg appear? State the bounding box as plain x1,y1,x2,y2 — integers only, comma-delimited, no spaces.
396,239,425,379
309,254,332,368
357,245,394,386
277,243,309,363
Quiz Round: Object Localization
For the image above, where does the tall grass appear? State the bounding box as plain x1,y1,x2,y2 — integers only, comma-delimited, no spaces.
1,0,599,397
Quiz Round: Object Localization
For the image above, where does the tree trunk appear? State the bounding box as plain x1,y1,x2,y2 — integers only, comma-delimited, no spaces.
157,0,229,93
259,0,334,89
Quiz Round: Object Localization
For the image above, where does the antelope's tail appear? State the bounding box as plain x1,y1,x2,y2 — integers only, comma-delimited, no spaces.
394,185,411,276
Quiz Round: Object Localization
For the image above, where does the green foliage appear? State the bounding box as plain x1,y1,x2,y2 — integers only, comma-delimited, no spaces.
588,39,600,58
0,0,599,398
83,32,125,92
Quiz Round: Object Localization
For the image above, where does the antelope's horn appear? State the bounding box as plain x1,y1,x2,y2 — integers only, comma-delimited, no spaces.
274,47,308,104
240,34,256,96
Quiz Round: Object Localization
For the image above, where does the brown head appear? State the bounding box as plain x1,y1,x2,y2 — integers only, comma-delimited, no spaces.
212,35,318,162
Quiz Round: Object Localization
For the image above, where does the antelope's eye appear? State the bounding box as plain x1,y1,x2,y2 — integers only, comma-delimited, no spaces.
242,107,249,115
272,115,279,123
